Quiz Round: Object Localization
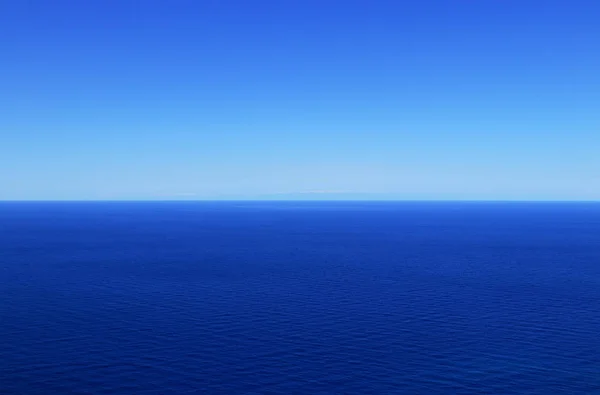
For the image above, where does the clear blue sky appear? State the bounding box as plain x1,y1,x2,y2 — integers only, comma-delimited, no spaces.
2,0,599,200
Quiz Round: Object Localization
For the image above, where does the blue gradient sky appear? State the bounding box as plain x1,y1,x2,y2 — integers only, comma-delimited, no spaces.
2,1,599,200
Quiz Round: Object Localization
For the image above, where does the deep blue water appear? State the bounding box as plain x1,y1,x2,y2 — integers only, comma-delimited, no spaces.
1,202,600,394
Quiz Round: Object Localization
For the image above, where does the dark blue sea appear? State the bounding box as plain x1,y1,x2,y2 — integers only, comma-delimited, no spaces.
1,202,600,394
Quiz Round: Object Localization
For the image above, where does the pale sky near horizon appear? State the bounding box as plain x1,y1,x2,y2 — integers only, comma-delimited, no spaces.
2,1,599,200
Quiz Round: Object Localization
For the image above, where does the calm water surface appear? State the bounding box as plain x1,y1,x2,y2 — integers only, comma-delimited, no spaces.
1,202,599,394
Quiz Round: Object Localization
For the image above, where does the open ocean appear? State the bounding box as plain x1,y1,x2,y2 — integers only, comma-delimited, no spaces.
1,201,599,394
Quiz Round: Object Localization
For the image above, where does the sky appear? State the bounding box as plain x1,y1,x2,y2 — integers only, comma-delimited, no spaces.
1,0,599,200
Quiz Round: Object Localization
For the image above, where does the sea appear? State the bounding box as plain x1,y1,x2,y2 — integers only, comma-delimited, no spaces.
1,201,599,394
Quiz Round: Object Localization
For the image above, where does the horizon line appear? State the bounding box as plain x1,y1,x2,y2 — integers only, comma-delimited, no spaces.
1,199,599,203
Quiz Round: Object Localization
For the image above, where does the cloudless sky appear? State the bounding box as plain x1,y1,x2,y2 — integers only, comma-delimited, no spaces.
2,0,599,200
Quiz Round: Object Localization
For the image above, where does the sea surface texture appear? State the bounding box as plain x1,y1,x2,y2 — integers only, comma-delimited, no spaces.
1,202,599,394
